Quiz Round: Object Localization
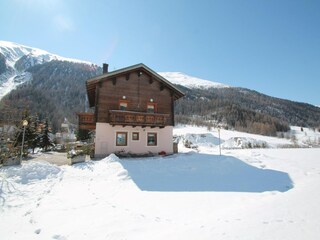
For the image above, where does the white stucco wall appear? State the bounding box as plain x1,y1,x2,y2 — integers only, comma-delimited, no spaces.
94,123,173,157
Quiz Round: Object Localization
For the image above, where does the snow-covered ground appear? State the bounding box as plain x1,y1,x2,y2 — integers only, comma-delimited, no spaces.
174,125,320,150
1,125,320,239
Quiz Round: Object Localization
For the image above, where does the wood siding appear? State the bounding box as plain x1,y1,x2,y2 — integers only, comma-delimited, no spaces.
77,113,96,130
96,71,174,126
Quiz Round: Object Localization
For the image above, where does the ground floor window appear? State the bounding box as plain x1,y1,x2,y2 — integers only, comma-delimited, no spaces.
116,132,127,146
132,132,139,141
147,132,157,146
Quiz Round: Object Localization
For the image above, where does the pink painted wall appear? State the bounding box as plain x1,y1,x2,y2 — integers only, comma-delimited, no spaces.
94,123,173,157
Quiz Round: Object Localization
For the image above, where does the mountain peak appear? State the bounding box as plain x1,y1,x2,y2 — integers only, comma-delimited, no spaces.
0,40,93,66
158,72,229,89
0,40,97,100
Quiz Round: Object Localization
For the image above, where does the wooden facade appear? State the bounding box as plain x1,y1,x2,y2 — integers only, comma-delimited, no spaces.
79,63,184,130
77,112,95,130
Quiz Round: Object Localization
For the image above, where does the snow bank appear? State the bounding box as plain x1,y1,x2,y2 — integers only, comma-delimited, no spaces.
184,133,221,147
222,137,268,149
0,161,61,184
175,130,269,151
174,132,221,151
173,125,294,149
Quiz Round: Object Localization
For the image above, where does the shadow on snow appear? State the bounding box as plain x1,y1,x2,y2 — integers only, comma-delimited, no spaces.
119,153,293,192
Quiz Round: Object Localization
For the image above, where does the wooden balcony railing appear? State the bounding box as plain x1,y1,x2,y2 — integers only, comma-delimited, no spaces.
77,113,96,130
109,110,170,127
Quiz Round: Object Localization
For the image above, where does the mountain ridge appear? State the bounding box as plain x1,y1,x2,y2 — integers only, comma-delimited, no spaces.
0,41,92,66
158,72,229,89
0,41,95,100
0,41,319,134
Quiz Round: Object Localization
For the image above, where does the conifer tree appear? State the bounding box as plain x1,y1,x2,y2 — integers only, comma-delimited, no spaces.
39,118,54,151
30,115,41,153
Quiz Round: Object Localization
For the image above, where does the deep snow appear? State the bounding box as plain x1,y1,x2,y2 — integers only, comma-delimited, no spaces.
1,126,320,240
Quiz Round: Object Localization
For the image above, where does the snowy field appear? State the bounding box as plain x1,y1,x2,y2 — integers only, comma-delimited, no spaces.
1,125,320,239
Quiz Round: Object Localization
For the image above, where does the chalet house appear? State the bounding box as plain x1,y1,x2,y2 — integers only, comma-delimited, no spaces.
78,63,184,157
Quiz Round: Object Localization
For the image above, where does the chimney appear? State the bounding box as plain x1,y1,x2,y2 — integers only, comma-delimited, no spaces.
103,63,109,74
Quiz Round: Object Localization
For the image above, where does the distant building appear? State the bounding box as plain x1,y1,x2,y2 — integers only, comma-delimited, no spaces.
0,124,16,141
55,119,76,143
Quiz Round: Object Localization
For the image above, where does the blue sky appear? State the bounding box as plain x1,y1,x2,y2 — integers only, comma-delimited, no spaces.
1,0,319,105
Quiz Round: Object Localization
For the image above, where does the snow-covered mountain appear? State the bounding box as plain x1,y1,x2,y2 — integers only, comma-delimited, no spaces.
0,41,231,100
0,40,91,68
0,41,93,100
1,41,319,134
158,72,229,89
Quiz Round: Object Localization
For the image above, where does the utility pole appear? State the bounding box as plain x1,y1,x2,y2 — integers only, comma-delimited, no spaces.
20,120,28,164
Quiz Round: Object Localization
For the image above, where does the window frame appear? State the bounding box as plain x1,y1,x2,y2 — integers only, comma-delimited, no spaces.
132,132,140,141
147,102,157,113
147,132,157,146
116,131,128,146
119,100,129,111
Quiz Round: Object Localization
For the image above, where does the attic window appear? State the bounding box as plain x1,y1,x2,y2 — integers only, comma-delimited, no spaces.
147,102,157,113
119,100,128,110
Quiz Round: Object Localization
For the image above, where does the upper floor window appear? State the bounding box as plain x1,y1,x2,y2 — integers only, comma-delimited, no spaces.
119,100,128,111
147,102,157,113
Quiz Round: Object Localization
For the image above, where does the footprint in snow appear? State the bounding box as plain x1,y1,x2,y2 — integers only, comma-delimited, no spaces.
52,234,67,240
34,229,41,234
24,210,32,216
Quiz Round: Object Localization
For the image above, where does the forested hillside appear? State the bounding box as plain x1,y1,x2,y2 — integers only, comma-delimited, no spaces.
174,86,320,136
0,61,101,131
1,58,319,136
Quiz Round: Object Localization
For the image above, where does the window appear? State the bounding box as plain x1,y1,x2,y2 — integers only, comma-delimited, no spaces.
116,132,127,146
132,132,139,141
119,100,128,110
147,103,157,113
147,133,157,146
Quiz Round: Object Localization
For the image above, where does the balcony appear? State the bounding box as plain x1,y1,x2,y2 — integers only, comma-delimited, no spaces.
77,113,96,130
109,110,170,128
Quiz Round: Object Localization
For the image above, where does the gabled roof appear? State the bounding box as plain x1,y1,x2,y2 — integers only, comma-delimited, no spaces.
86,63,185,107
